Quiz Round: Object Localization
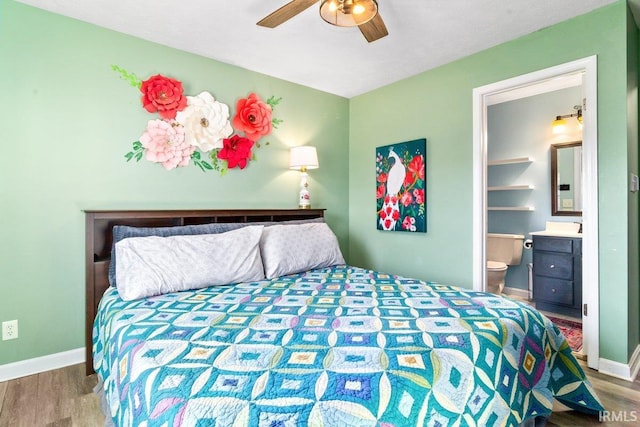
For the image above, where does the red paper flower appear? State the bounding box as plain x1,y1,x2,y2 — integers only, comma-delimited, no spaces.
232,93,273,141
140,74,187,119
376,184,386,199
218,134,255,169
377,172,388,183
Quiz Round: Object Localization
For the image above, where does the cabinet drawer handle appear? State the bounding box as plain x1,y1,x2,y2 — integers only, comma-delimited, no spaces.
549,264,555,269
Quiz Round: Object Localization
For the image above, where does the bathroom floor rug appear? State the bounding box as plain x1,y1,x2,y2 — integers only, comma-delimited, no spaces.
546,315,582,353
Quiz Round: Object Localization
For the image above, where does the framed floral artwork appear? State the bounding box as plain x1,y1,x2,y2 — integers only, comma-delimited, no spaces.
376,138,426,232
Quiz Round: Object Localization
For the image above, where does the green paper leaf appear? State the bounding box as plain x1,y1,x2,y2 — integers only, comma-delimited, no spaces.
202,161,213,170
125,140,145,164
111,65,142,88
272,118,283,129
266,96,282,108
191,151,202,160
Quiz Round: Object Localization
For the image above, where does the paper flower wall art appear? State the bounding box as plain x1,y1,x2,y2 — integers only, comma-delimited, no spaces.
113,65,282,174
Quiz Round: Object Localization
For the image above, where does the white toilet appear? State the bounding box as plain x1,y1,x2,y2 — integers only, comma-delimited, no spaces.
486,233,525,294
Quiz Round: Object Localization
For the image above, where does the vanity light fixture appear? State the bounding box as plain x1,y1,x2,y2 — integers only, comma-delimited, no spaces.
289,146,319,209
552,105,582,134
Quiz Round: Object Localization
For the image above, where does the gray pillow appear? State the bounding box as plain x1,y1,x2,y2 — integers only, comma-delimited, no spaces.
108,217,324,286
260,222,345,279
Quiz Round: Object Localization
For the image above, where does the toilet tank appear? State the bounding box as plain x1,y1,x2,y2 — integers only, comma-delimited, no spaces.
487,233,525,266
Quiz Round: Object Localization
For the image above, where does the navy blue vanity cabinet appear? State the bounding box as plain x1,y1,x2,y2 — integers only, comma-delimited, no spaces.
532,235,582,318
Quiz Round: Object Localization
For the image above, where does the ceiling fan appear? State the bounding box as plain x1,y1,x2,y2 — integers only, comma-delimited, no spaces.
257,0,388,43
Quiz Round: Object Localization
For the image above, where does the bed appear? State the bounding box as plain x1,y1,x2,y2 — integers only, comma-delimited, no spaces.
86,209,604,427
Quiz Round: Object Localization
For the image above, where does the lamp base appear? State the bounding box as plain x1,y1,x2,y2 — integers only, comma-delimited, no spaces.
298,171,311,209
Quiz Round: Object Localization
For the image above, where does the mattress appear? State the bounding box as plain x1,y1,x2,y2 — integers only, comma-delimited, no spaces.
93,265,603,426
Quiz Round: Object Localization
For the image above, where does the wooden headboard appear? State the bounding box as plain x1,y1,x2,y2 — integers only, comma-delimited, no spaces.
84,209,325,375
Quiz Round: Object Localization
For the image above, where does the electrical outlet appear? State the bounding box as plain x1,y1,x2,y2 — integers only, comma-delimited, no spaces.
2,320,18,340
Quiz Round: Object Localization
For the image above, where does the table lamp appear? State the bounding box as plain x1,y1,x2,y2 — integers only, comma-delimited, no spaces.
289,146,319,209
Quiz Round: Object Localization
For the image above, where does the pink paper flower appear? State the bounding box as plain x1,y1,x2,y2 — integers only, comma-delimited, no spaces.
232,93,273,141
139,119,194,170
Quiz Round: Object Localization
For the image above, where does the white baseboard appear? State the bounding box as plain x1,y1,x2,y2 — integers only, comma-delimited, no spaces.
0,348,85,382
598,344,640,382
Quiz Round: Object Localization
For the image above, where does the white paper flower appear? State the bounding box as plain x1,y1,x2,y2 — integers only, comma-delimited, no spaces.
175,91,233,152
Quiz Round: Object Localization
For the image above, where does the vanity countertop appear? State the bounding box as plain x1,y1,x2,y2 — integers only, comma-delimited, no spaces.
529,230,582,238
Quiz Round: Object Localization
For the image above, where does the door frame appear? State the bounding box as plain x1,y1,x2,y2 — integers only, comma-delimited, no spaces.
471,56,599,369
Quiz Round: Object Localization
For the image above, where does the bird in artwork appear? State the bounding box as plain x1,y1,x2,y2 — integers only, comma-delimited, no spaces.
379,148,405,230
387,149,405,196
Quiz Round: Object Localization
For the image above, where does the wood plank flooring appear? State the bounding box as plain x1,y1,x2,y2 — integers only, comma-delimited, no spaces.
0,364,103,427
0,362,638,426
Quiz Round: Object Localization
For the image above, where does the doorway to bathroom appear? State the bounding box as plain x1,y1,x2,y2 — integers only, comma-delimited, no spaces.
471,56,599,370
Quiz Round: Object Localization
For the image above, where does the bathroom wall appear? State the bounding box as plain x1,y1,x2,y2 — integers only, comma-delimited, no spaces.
487,86,583,291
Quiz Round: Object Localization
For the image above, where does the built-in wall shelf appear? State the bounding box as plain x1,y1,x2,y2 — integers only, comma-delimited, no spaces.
488,185,534,191
488,157,533,211
487,157,533,166
488,206,535,211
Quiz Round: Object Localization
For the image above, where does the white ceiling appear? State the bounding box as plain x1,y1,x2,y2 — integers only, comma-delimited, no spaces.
16,0,624,98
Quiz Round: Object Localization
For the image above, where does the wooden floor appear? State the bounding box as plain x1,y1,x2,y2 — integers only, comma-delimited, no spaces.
0,362,638,426
0,364,104,427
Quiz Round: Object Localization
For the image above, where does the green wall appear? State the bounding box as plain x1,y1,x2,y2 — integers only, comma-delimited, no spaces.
0,1,349,365
349,1,639,364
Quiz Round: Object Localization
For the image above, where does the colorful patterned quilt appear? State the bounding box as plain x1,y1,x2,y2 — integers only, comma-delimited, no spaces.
93,265,603,426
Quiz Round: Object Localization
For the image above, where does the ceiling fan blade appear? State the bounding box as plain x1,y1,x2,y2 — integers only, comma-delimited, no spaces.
257,0,319,28
358,13,388,42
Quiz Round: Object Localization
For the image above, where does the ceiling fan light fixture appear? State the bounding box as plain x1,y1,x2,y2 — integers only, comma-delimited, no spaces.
320,0,378,27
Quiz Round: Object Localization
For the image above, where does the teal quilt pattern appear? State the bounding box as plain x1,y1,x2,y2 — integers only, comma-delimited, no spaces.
93,265,603,426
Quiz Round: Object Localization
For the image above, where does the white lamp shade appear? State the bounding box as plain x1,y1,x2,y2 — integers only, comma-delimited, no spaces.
289,146,319,170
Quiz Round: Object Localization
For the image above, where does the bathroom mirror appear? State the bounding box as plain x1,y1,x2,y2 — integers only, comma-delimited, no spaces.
551,141,582,216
